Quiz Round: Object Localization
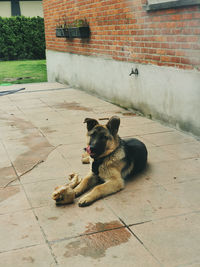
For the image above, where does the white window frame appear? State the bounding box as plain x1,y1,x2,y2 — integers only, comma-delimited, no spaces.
146,0,200,11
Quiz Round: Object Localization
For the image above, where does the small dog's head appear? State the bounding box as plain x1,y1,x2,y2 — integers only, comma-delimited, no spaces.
84,116,120,159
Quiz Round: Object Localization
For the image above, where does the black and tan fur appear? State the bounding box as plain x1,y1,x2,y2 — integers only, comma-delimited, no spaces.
74,116,148,207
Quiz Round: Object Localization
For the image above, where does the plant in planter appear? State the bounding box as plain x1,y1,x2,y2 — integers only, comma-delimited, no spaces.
55,16,69,38
68,19,90,38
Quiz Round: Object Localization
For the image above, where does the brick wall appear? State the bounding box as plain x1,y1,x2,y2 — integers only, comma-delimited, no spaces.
43,0,200,71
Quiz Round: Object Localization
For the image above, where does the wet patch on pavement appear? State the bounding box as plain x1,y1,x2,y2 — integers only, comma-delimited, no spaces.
63,221,131,259
0,114,54,185
53,101,92,112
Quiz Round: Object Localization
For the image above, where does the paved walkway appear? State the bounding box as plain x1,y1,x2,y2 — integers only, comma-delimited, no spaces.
0,82,200,267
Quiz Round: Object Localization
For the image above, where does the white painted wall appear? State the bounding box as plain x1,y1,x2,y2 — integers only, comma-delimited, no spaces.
0,2,11,17
20,1,43,17
46,49,200,137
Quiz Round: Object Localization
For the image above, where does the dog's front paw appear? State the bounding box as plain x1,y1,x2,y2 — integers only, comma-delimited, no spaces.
74,187,83,197
78,194,93,207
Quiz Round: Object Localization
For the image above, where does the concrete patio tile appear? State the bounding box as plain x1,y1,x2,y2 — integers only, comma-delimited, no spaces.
20,106,54,115
179,261,200,267
47,98,95,111
10,98,48,110
0,185,30,215
56,144,90,176
20,150,71,184
23,110,68,128
41,126,86,146
147,145,177,163
148,158,200,185
163,180,200,212
0,101,20,113
117,114,154,125
23,178,70,208
39,120,86,137
56,143,86,160
0,244,56,267
142,131,195,146
0,164,18,187
34,201,122,242
2,138,30,162
103,181,190,225
40,88,122,111
0,125,42,141
131,213,200,267
0,111,38,129
0,209,45,252
119,122,173,137
52,109,96,125
161,141,200,159
50,227,160,267
0,141,11,167
7,143,53,177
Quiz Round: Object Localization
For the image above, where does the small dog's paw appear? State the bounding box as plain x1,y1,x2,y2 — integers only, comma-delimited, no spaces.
78,195,93,207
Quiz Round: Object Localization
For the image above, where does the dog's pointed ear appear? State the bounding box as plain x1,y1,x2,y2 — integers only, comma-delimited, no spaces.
106,116,120,136
84,118,98,131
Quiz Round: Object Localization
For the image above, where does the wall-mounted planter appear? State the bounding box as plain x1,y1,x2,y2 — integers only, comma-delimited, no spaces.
68,26,90,38
56,28,69,38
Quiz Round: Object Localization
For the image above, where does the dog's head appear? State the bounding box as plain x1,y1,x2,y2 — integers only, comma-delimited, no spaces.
84,116,120,159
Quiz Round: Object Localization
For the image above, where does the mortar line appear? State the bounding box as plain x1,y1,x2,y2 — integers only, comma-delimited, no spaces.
118,217,144,245
19,180,59,265
49,224,128,245
0,150,58,266
0,243,41,254
127,220,152,227
6,138,60,266
118,217,162,265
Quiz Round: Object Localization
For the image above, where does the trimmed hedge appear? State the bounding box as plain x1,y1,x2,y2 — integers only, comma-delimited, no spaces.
0,16,45,61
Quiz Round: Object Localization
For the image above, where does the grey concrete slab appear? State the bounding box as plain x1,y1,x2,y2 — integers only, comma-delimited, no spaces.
131,213,200,267
0,244,55,267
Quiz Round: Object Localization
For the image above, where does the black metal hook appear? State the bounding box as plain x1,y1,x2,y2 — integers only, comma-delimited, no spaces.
129,68,139,76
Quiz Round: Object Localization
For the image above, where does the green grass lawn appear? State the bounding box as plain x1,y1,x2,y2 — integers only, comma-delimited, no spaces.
0,59,47,85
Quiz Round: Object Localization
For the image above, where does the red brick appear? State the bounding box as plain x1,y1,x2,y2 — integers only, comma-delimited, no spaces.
43,0,200,71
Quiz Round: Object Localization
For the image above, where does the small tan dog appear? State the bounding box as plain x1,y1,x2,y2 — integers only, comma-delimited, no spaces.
52,173,81,205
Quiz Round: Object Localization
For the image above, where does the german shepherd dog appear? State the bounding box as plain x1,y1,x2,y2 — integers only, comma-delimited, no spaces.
74,116,148,207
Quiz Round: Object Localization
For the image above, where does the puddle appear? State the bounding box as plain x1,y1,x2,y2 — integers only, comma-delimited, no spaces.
84,221,123,233
54,101,92,111
64,221,131,259
117,111,137,116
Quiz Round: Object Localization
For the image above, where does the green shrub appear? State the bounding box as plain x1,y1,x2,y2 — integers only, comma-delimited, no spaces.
0,16,45,61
